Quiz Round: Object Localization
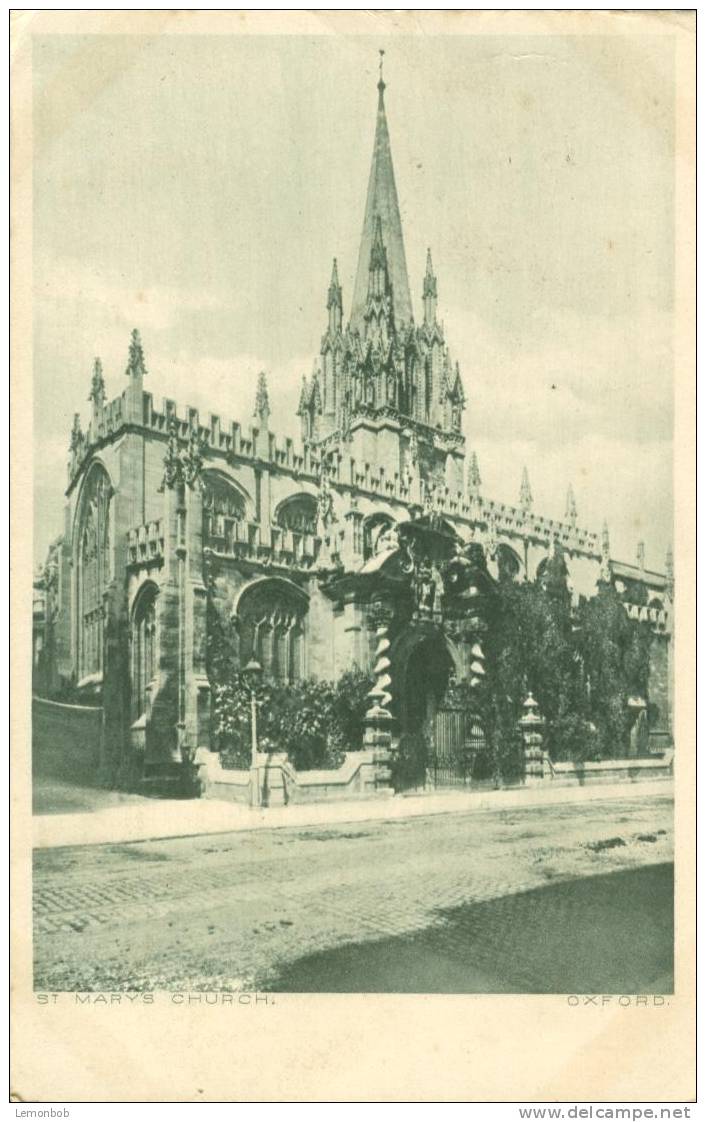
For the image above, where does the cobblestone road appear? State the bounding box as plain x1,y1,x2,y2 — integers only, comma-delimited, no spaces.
33,794,673,992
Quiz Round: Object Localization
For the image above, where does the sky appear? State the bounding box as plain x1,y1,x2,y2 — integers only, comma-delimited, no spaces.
32,33,674,570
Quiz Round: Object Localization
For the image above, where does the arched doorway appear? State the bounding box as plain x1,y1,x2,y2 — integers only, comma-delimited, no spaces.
393,627,464,791
402,634,453,740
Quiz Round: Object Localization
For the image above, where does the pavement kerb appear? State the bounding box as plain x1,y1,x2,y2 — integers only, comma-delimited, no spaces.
32,777,674,850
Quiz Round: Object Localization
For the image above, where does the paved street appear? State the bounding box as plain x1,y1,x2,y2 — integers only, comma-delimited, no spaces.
33,794,673,994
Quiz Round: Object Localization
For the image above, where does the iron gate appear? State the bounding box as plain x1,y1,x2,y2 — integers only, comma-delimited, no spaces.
427,708,487,787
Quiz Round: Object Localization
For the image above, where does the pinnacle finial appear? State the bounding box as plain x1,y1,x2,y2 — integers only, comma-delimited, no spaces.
254,371,270,422
467,450,482,495
637,540,645,570
125,328,147,380
69,412,83,453
520,466,533,511
327,256,342,314
89,357,106,406
423,247,438,316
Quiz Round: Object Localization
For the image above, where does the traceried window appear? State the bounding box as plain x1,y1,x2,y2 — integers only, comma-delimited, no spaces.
132,583,158,720
235,578,308,683
202,472,246,550
76,465,111,682
275,494,318,536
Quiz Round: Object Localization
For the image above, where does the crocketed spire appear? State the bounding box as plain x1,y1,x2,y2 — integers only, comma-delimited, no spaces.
349,61,413,332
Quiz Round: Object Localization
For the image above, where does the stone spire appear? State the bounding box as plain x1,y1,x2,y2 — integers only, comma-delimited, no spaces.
253,371,270,425
349,56,413,333
565,483,577,525
519,466,533,512
125,328,147,380
467,450,482,498
423,247,437,329
327,257,343,333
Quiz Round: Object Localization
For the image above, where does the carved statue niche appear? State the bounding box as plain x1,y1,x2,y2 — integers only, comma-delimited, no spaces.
413,558,444,620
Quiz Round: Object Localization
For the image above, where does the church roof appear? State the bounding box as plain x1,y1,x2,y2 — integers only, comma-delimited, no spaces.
349,69,414,333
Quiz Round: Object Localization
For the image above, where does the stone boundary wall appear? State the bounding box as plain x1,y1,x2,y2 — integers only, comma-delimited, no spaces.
548,754,673,787
32,696,102,783
196,748,384,806
197,746,674,805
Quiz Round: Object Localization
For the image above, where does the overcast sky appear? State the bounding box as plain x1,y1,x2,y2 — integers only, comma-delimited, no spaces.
33,33,674,570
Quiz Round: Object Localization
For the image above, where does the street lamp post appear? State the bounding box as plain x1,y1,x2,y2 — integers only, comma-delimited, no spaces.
244,658,263,807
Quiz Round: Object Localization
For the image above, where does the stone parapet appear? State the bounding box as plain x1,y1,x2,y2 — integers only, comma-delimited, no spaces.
196,748,386,806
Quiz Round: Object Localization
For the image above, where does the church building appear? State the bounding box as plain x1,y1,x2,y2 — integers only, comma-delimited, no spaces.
33,65,673,802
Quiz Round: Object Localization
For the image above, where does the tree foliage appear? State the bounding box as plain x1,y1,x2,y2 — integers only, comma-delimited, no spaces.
481,552,653,763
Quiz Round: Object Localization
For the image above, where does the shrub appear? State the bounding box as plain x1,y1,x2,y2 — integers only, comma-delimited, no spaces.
210,665,374,773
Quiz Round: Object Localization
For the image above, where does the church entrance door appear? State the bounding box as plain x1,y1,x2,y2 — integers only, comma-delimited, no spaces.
397,632,480,790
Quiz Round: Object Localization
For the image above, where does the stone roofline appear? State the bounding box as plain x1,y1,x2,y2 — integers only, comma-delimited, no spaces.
66,384,624,567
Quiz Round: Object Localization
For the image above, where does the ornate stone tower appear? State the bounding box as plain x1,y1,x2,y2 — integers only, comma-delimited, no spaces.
313,57,466,497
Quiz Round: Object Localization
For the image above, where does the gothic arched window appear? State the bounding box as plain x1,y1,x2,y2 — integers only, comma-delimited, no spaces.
235,578,308,683
497,544,522,582
363,514,397,561
202,472,247,550
75,464,111,682
275,494,318,536
132,583,158,719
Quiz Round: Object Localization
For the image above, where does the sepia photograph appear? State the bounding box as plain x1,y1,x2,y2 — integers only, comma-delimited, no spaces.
12,9,694,1104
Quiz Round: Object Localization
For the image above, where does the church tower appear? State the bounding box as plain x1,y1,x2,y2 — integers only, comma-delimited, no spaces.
311,55,466,496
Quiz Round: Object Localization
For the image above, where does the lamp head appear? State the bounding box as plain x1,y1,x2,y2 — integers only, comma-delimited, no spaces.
244,658,263,689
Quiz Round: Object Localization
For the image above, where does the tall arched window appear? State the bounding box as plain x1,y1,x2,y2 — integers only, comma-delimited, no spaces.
132,583,158,719
234,578,308,683
496,544,522,582
202,472,247,550
275,494,318,536
76,464,111,682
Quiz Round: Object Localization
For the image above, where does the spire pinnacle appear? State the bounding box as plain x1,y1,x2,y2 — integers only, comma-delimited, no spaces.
327,256,342,310
467,450,482,496
69,412,83,453
89,357,105,407
125,328,147,380
520,466,533,512
378,49,385,96
254,371,270,424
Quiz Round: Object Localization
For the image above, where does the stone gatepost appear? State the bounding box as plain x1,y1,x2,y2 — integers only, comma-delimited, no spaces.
363,604,396,795
518,693,546,784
